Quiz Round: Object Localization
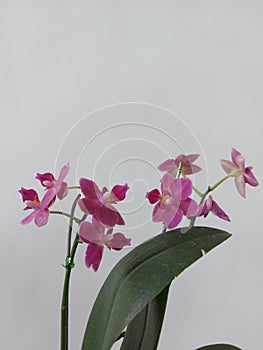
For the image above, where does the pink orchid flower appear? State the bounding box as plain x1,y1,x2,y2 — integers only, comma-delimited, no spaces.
36,163,70,200
146,174,199,229
78,178,129,227
158,154,201,177
221,148,259,198
199,195,230,222
19,187,56,227
79,218,131,271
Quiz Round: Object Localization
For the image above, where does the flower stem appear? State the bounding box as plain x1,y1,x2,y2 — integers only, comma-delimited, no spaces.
189,187,210,227
61,233,80,350
68,186,81,190
60,194,82,350
67,195,81,257
209,170,240,192
50,211,81,224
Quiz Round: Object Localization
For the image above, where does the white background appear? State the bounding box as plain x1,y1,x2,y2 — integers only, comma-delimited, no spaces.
1,1,262,349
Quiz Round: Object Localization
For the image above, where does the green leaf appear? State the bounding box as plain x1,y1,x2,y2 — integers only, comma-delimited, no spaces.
81,226,231,350
120,285,170,350
195,344,242,350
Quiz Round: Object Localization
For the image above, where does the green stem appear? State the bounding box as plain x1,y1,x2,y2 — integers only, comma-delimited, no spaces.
191,184,203,197
68,186,81,190
50,211,81,224
61,233,80,350
67,194,81,257
209,170,240,192
189,187,210,227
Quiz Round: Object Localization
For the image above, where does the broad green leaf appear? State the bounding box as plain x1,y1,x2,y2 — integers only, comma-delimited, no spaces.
120,285,170,350
81,226,231,350
195,344,242,350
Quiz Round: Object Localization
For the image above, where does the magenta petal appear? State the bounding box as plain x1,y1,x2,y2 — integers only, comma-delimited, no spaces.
182,154,199,163
111,183,129,201
35,209,49,227
85,243,104,271
152,202,163,222
94,205,120,227
220,160,237,174
108,233,131,250
158,159,175,171
78,198,99,215
79,178,102,199
182,164,202,175
180,198,199,216
173,178,192,200
40,188,56,208
57,182,68,200
235,174,246,198
79,221,104,245
161,173,175,193
162,205,180,228
244,167,259,186
19,188,39,202
166,209,183,229
199,196,213,217
57,163,70,183
21,211,35,225
36,173,55,187
146,189,160,204
211,201,230,222
231,148,242,166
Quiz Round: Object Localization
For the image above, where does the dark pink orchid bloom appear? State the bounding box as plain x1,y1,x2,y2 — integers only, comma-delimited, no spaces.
146,174,199,229
79,218,131,271
199,195,230,222
19,187,56,227
36,163,70,200
78,178,129,227
221,149,259,198
158,154,201,177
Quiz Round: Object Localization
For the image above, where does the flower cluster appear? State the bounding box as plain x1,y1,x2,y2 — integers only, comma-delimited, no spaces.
19,148,258,271
19,163,70,227
77,179,131,271
146,149,258,229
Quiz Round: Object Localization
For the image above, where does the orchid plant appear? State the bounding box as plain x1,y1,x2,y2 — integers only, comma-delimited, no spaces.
19,148,258,350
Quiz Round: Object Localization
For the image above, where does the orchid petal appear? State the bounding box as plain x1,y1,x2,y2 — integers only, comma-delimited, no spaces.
79,178,102,199
235,174,246,198
79,221,104,245
85,243,104,271
180,198,199,216
211,200,230,222
160,173,175,193
231,148,242,166
152,202,164,222
244,167,259,186
166,209,183,229
78,198,99,215
111,183,129,201
19,188,39,202
220,159,237,174
57,163,70,184
94,205,121,227
172,178,192,200
146,189,160,204
40,188,56,208
21,211,35,225
158,159,175,171
107,233,131,250
162,205,180,228
36,173,55,187
181,164,202,175
35,209,49,227
57,182,68,200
